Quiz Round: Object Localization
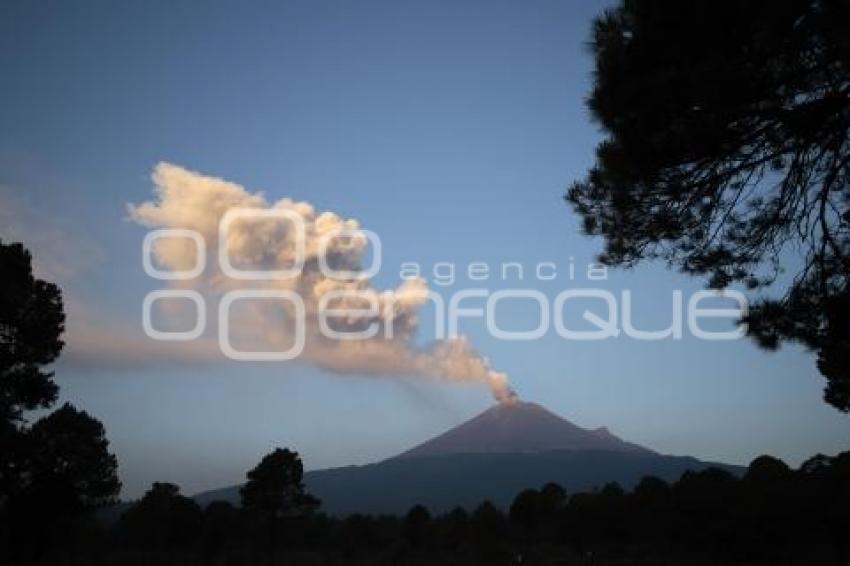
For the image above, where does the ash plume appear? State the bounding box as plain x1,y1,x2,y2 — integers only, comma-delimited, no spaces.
129,162,516,402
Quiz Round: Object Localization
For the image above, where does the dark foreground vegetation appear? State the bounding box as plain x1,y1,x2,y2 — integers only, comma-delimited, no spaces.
1,447,849,566
568,0,850,411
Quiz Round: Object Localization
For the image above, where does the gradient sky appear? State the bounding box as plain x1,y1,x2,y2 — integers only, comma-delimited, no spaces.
1,0,847,499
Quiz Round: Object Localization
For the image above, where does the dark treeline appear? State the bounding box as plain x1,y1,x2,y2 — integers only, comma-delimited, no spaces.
4,448,850,566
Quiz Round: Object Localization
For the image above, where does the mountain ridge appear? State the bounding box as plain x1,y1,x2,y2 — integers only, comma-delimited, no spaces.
192,400,744,515
395,400,654,459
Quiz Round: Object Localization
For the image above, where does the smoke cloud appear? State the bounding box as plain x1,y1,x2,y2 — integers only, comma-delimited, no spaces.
129,163,516,403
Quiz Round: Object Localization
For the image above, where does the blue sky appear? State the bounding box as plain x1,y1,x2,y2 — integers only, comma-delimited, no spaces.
1,0,847,498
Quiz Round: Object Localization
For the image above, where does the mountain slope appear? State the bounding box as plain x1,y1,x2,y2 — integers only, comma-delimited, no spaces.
397,401,653,458
196,450,742,515
194,401,744,515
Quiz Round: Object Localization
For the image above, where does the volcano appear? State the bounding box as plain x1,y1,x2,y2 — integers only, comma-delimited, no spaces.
194,401,743,515
398,401,653,459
